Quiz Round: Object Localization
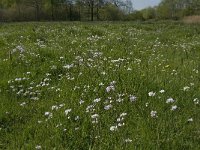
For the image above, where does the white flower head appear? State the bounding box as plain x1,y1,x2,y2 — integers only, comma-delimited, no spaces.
120,112,127,117
125,138,132,143
106,85,115,93
93,98,101,103
20,102,26,106
159,89,165,93
91,114,99,119
79,99,85,104
110,81,116,85
35,145,41,149
148,91,156,97
171,105,178,111
110,126,118,131
127,67,132,71
44,112,53,119
193,98,199,105
65,109,72,115
130,95,137,102
104,104,112,110
188,118,193,122
52,105,59,110
150,111,158,118
183,86,190,91
166,98,175,104
45,112,50,116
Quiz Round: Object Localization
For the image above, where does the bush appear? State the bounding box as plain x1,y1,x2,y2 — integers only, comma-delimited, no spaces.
99,4,124,21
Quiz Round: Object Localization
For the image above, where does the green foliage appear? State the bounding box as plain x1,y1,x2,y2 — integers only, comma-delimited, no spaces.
156,0,200,19
99,4,124,21
124,11,144,21
0,0,133,21
142,7,156,20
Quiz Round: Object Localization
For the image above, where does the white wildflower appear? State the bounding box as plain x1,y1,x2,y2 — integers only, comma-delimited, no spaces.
20,102,26,106
166,98,175,104
93,98,101,103
183,86,190,91
45,112,50,116
148,91,156,97
110,126,118,131
130,95,137,102
75,116,80,121
171,105,178,111
127,68,132,71
52,105,59,110
91,114,99,119
150,111,158,118
120,113,127,118
16,45,25,53
99,82,104,86
118,122,125,127
117,118,121,122
125,138,132,143
110,81,116,85
188,118,193,122
65,109,72,115
193,98,199,105
159,89,165,93
79,99,85,104
104,104,112,110
59,103,65,108
106,85,115,93
63,64,74,69
35,145,41,149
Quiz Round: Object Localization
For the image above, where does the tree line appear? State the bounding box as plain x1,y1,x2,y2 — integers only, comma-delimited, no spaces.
127,0,200,21
0,0,199,22
0,0,133,21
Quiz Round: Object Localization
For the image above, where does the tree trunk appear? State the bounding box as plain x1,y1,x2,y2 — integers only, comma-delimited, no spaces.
36,4,39,21
91,0,94,21
69,4,72,21
96,1,99,21
51,0,54,21
17,4,21,21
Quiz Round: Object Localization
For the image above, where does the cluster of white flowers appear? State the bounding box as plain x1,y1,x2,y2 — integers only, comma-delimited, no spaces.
104,104,113,110
193,98,199,105
129,95,137,102
106,81,116,93
91,113,99,124
110,112,127,132
110,126,118,131
35,145,41,149
150,111,158,118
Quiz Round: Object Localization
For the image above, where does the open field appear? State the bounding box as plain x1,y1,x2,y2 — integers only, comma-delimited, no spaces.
0,22,200,149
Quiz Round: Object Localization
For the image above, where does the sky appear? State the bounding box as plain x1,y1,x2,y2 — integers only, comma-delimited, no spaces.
132,0,161,10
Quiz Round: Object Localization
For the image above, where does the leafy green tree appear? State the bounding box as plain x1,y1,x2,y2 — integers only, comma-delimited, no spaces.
142,7,156,20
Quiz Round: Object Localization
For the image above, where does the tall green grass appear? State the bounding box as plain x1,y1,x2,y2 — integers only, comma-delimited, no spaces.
0,22,200,149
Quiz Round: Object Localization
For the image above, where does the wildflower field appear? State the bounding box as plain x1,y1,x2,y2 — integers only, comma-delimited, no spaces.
0,22,200,149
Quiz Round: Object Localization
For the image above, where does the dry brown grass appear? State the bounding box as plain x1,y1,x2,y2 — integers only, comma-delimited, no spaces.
183,15,200,24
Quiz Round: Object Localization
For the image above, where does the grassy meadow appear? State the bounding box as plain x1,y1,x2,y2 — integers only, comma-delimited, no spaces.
0,21,200,149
